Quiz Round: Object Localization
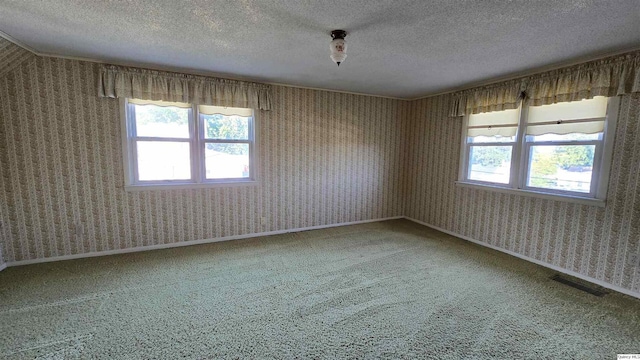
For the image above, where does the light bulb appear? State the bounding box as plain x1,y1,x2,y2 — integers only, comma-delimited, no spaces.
330,38,347,66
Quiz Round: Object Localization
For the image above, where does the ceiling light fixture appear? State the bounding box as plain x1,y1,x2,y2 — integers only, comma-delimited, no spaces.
330,30,347,66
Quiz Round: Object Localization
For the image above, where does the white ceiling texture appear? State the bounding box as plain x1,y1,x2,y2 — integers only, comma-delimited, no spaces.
0,0,639,98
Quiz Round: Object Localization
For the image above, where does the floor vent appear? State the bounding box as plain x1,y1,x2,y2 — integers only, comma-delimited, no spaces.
551,274,608,297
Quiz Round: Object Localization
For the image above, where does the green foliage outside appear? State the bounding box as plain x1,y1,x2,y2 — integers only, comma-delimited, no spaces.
529,145,594,188
136,106,188,125
471,146,511,167
472,145,593,170
204,114,249,155
553,145,594,170
529,152,556,187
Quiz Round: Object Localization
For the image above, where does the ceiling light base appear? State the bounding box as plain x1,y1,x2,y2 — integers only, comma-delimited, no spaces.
331,30,347,40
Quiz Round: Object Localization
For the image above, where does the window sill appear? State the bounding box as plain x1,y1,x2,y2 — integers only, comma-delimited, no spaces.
455,181,606,207
124,180,258,191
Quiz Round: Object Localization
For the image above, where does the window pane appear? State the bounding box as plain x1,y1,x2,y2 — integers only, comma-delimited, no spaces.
527,145,595,193
468,146,512,184
134,104,190,138
203,115,249,140
137,141,191,181
205,143,250,179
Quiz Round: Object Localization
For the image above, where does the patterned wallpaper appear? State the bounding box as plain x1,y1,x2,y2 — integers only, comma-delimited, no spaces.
405,94,640,294
0,37,37,268
0,37,35,78
0,55,408,263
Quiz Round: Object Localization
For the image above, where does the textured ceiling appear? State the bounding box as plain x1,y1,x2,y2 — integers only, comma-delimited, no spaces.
0,0,639,98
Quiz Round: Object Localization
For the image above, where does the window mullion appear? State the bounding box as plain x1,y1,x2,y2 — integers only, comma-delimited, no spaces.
127,101,141,184
128,102,137,138
595,97,620,199
249,113,255,180
465,144,472,179
589,142,604,197
512,102,527,189
191,104,201,183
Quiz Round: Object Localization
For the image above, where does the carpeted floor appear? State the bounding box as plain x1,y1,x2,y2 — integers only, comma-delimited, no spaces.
1,219,639,359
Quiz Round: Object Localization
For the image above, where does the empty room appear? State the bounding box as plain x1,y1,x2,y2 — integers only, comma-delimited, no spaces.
1,1,639,358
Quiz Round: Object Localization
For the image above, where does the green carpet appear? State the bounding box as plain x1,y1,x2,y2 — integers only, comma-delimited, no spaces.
1,220,639,359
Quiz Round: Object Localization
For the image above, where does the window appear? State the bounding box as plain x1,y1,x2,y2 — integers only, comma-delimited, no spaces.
121,99,255,189
459,96,619,202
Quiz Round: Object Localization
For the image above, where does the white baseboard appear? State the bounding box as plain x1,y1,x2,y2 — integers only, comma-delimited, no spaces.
6,216,404,267
0,263,6,272
404,217,640,300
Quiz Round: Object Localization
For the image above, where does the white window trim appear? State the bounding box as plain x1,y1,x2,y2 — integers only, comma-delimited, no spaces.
120,98,258,191
457,97,620,206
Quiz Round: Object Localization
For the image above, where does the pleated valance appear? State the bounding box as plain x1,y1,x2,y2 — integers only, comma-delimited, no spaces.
449,79,523,117
449,50,640,117
525,51,640,106
98,65,272,110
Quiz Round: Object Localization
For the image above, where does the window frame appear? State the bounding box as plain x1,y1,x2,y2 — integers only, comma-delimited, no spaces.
457,97,619,205
120,98,258,190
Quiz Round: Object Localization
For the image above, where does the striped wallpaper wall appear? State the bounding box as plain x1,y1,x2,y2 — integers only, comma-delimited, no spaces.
0,37,35,78
0,38,35,268
0,54,408,263
405,94,640,294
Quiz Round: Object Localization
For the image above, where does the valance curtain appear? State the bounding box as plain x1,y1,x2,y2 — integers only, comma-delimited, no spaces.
98,65,273,110
525,51,640,106
449,50,640,117
449,79,523,117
